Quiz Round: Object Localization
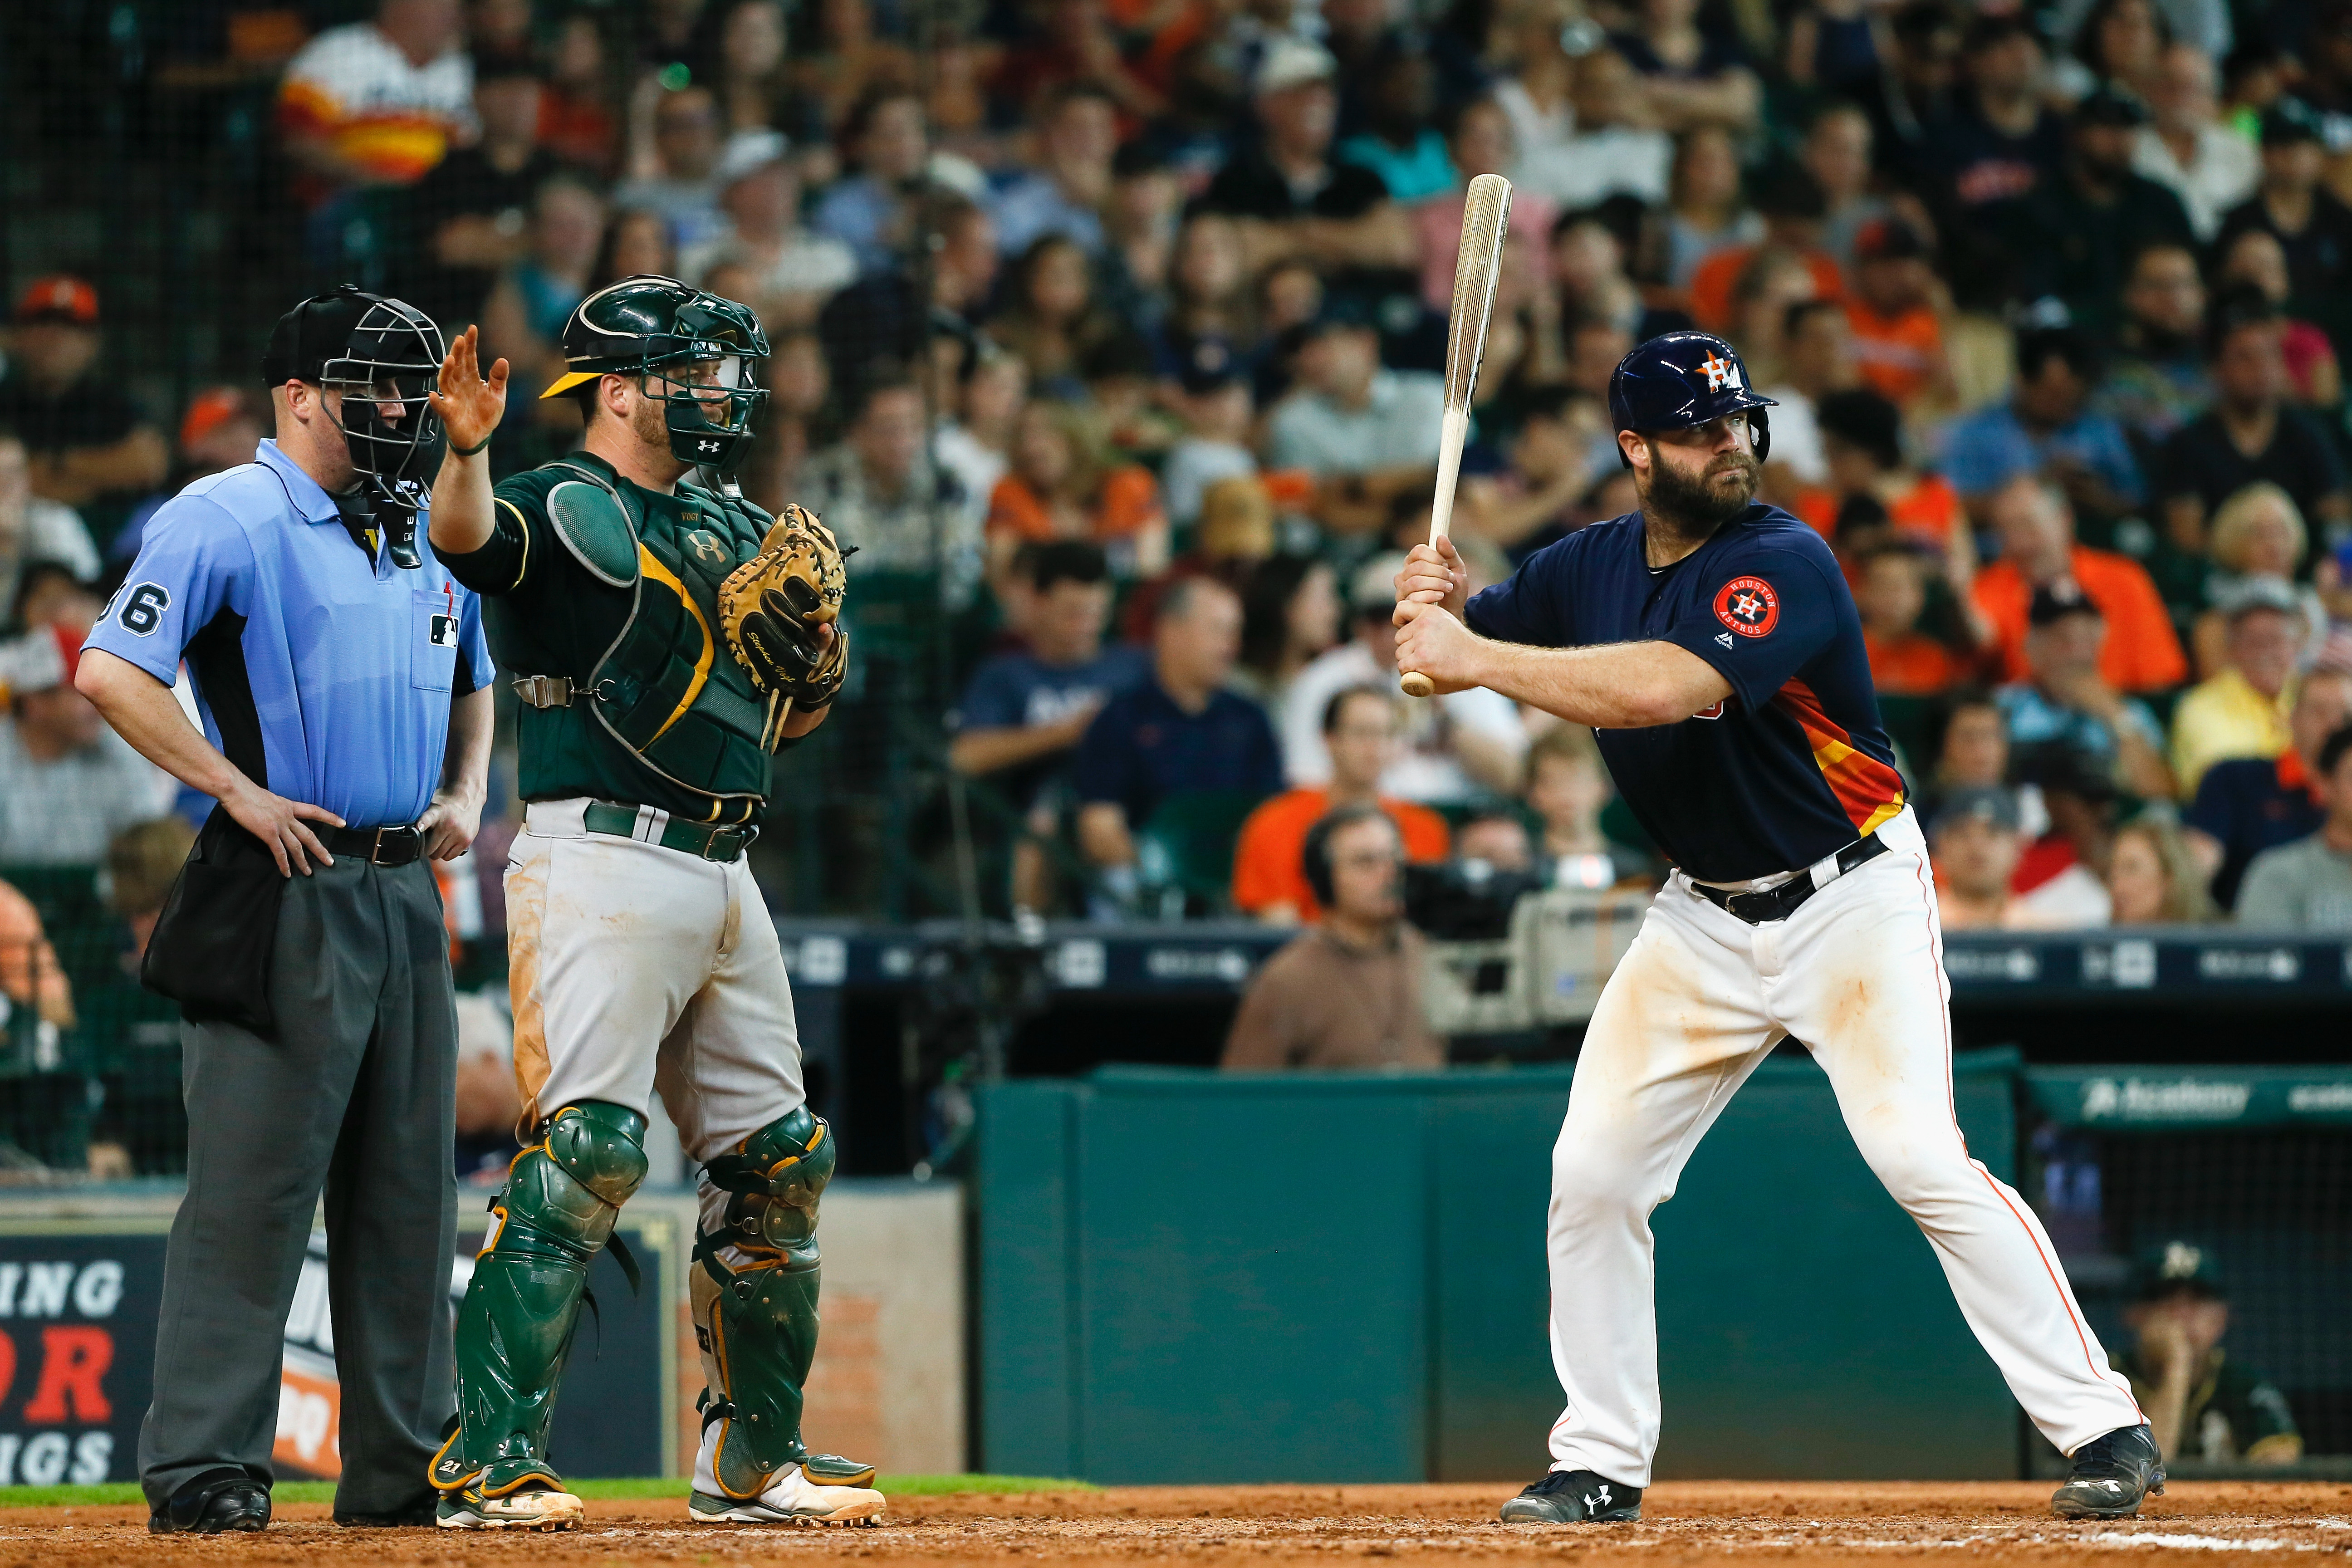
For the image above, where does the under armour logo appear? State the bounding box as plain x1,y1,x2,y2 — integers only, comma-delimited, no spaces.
688,530,726,562
1698,352,1739,391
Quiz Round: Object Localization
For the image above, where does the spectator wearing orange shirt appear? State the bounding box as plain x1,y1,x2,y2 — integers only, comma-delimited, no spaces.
1808,387,1968,555
1688,166,1843,334
1844,218,1948,408
1858,546,1965,696
1972,474,2187,693
1232,686,1450,925
987,399,1169,587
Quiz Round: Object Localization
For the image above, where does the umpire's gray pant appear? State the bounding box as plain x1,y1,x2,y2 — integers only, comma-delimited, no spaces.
139,855,458,1518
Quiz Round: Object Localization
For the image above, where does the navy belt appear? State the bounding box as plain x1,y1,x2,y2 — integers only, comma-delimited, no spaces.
1690,833,1889,925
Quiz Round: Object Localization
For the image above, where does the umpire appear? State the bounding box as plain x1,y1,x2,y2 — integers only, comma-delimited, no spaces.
78,287,493,1533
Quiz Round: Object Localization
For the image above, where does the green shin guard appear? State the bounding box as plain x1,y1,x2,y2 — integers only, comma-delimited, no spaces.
695,1107,868,1497
438,1102,648,1496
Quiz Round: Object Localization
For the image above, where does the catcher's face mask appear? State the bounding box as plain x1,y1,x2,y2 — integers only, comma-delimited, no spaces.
320,298,447,489
647,351,765,474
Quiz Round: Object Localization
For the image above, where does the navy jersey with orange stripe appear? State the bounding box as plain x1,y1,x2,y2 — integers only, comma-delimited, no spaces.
1464,501,1905,882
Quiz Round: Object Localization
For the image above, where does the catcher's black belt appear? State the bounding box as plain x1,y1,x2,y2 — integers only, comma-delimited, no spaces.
1689,831,1890,926
583,800,755,863
323,823,425,867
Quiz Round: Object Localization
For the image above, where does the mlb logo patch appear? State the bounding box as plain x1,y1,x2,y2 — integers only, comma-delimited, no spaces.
430,614,459,648
1712,576,1779,638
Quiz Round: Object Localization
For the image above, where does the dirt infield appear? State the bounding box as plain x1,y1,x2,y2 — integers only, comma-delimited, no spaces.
4,1480,2345,1567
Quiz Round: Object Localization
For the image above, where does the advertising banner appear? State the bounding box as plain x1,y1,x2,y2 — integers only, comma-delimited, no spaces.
0,1212,677,1485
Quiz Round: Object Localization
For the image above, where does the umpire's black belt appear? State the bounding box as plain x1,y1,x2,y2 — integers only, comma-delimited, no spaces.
1690,832,1890,926
323,823,425,866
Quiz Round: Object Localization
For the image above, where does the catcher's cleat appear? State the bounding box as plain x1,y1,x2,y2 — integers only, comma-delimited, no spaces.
148,1466,270,1534
1499,1469,1642,1524
436,1458,585,1532
688,1464,886,1526
2051,1423,2165,1519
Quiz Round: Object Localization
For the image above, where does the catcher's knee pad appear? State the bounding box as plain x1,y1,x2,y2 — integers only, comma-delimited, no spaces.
703,1105,833,1265
692,1107,836,1496
438,1102,647,1494
523,1100,652,1250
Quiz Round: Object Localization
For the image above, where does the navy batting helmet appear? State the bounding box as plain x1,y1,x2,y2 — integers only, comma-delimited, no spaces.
1607,331,1775,466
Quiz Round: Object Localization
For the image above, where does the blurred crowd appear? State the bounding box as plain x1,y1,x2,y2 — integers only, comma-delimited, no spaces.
8,0,2352,1117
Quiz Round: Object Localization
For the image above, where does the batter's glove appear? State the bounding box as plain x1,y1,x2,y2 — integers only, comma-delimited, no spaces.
717,505,850,722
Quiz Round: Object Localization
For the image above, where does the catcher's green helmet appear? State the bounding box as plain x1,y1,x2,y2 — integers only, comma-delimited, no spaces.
543,274,771,474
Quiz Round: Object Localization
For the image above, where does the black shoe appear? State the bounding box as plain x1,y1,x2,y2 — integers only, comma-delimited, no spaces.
149,1467,270,1534
335,1498,440,1527
1499,1469,1642,1523
2052,1424,2166,1519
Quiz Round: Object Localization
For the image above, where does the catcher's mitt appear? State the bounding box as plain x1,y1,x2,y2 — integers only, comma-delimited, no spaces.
717,504,850,723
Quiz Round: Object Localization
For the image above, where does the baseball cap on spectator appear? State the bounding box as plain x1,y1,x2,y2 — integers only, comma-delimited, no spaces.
1816,387,1905,470
2072,85,2151,128
1351,552,1411,619
179,385,251,452
1854,217,1928,262
2204,284,2281,359
1932,786,2021,835
1750,164,1828,221
2129,1239,2225,1301
2259,98,2323,147
1257,36,1337,96
13,275,98,328
2215,576,2304,624
2027,578,2102,627
1962,13,2037,55
1279,296,1375,362
713,128,789,188
1179,338,1245,394
2015,739,2121,803
0,624,81,706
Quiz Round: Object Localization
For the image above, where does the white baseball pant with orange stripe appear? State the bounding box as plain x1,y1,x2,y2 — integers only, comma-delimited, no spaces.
1544,806,2139,1485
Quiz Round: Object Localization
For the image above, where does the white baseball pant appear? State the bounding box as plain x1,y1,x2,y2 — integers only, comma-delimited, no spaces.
505,798,807,1241
1545,806,2140,1486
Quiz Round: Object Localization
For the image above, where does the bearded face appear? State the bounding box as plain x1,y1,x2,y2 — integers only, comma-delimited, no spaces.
1638,424,1761,531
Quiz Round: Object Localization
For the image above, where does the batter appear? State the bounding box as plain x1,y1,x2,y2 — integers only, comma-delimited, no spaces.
1392,333,2160,1524
422,277,876,1530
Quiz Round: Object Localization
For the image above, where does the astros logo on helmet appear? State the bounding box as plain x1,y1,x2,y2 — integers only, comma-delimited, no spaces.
1606,331,1776,466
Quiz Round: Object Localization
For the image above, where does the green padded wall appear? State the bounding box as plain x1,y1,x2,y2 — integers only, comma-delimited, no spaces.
980,1051,2021,1484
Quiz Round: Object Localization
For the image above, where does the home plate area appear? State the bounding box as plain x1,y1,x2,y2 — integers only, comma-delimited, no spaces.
5,1481,2347,1566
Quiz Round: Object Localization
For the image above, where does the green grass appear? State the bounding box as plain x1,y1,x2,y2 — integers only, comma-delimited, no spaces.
0,1474,1095,1509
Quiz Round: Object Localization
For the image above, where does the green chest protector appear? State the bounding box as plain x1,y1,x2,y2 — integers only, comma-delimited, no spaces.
523,463,777,811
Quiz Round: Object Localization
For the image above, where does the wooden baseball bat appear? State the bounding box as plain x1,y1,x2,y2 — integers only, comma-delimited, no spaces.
1401,172,1512,699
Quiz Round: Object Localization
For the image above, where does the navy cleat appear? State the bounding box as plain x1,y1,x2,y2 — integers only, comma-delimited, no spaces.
2052,1423,2166,1519
1499,1469,1642,1523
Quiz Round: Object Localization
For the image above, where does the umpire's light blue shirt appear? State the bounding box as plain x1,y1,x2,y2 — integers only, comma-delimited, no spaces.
85,439,494,829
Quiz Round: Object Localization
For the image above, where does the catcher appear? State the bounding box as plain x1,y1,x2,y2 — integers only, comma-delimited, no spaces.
424,275,874,1530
